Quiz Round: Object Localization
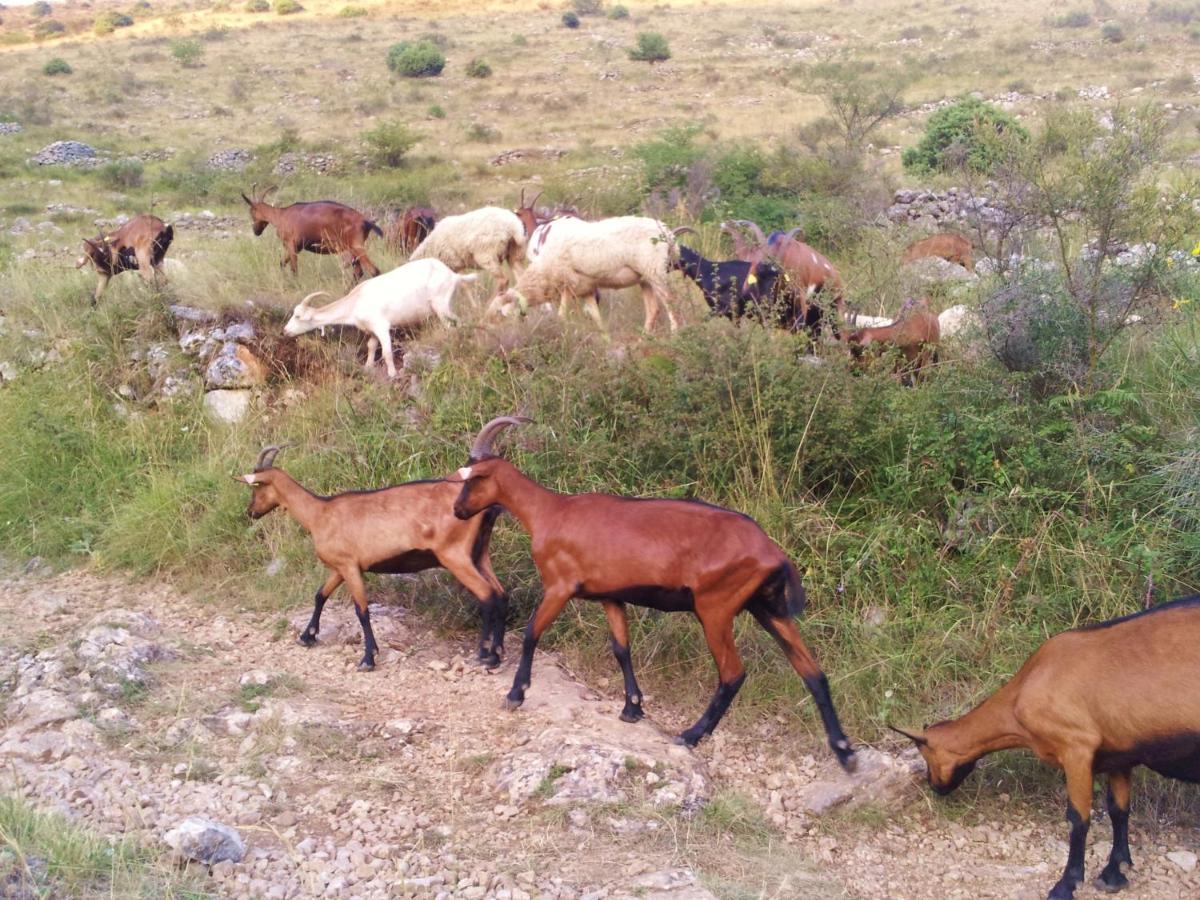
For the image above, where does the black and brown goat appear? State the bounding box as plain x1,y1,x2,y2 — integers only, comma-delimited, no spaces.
75,214,174,304
452,417,856,768
893,595,1200,900
386,206,437,254
238,445,509,670
674,244,794,325
241,183,383,281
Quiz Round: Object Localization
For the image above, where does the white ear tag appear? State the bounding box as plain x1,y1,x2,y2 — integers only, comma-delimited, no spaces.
457,467,472,480
242,474,258,484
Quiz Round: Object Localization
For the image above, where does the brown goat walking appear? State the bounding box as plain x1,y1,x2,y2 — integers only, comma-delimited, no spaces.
847,298,940,381
893,594,1200,900
451,417,856,768
75,214,174,304
241,184,383,281
386,206,437,254
238,445,509,671
902,232,974,270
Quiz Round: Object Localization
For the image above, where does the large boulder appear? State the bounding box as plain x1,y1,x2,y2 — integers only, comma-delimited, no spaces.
205,342,266,389
203,389,252,424
32,140,99,167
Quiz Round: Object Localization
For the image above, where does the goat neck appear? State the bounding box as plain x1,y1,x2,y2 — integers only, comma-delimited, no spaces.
483,459,560,534
926,679,1028,761
298,291,359,328
264,469,327,531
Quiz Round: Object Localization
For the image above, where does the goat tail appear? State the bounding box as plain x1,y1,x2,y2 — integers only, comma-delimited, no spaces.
366,220,384,239
459,273,480,284
783,560,808,618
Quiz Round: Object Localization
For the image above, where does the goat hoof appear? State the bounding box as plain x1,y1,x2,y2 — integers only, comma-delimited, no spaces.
357,659,376,672
1095,869,1128,893
474,652,502,669
673,732,700,748
504,696,524,712
834,742,858,773
297,633,318,647
619,706,645,723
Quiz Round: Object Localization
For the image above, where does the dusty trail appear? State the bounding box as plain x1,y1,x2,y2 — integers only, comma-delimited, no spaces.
1,570,1198,899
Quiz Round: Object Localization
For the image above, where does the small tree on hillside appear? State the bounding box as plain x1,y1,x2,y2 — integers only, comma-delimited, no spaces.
629,31,670,63
807,61,910,155
903,96,1027,174
387,40,446,77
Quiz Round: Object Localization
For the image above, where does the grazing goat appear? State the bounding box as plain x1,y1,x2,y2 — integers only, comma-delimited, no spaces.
846,298,940,381
673,244,792,324
75,214,174,305
283,258,474,378
489,218,694,332
238,445,510,670
724,221,844,338
241,183,383,280
452,417,856,768
386,206,436,254
409,204,531,293
893,594,1200,900
902,232,974,271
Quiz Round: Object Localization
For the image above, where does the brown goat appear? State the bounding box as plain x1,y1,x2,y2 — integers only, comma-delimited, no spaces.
74,214,173,305
452,417,856,768
241,184,383,281
238,445,509,671
902,232,974,271
846,298,940,381
511,187,545,239
386,206,437,254
725,220,846,339
893,594,1200,900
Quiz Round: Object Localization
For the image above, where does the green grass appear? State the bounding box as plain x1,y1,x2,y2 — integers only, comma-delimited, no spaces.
0,795,206,898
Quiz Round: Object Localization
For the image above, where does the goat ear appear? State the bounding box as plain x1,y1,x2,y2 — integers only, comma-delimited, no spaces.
888,724,928,747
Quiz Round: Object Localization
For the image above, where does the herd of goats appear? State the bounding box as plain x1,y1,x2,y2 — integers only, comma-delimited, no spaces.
76,185,954,377
70,189,1199,900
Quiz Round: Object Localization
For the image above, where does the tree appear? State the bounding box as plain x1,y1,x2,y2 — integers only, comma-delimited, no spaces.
807,62,909,155
902,97,1027,174
629,31,670,63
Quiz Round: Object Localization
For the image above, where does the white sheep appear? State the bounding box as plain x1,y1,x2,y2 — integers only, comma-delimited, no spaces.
408,207,527,293
490,217,692,332
283,258,475,378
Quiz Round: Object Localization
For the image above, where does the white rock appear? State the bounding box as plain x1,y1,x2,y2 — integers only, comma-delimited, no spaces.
1167,850,1197,872
203,389,252,424
164,816,246,864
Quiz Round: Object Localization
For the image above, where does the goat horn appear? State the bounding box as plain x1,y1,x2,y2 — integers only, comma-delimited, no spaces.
254,444,287,472
887,724,928,747
529,190,544,210
298,291,329,308
469,415,531,462
671,226,698,238
519,187,526,207
734,220,767,246
241,192,253,205
785,226,805,242
261,184,279,200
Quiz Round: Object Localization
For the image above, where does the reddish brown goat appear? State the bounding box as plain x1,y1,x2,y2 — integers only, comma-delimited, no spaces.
726,220,846,339
386,206,437,254
846,298,940,381
893,595,1200,900
241,183,383,281
74,214,174,304
452,417,856,768
511,187,545,239
238,445,510,671
902,232,974,270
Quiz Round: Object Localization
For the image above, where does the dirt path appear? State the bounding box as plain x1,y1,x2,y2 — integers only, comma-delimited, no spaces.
1,571,1198,899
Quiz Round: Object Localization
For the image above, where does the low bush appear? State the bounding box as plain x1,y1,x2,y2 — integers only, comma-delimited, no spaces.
338,4,367,16
273,0,303,14
629,31,671,62
93,12,134,35
42,57,72,76
244,0,269,11
1101,21,1126,41
386,40,446,77
466,58,492,78
572,0,604,14
609,4,630,19
97,158,144,189
363,120,419,168
902,97,1028,174
562,11,580,28
169,38,203,67
1050,9,1092,27
32,19,65,39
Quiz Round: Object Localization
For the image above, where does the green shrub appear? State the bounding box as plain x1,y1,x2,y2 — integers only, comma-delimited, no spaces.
427,104,445,118
338,4,367,16
244,0,269,11
465,122,500,142
170,38,203,67
609,4,630,19
93,12,134,35
629,31,671,63
1147,1,1198,24
572,0,604,14
902,97,1028,174
386,40,446,77
32,1,53,16
363,121,419,168
1101,21,1126,41
98,158,145,189
1050,9,1092,27
465,58,492,78
512,33,528,45
41,57,72,76
562,11,580,28
274,0,303,13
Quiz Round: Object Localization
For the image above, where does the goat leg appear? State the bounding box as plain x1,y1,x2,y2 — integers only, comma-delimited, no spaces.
1050,757,1095,899
1097,770,1133,891
343,570,378,671
298,572,342,646
677,610,746,746
506,588,571,710
602,601,645,722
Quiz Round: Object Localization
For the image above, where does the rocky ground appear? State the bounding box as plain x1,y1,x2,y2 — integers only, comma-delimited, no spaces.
1,569,1199,899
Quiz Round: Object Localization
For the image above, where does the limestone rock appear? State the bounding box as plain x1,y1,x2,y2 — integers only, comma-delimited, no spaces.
1167,850,1197,873
204,389,252,424
32,140,99,167
205,343,266,389
789,747,923,817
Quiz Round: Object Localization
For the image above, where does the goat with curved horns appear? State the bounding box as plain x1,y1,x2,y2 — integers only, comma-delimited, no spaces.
451,417,856,768
241,183,383,281
893,594,1200,900
238,444,510,670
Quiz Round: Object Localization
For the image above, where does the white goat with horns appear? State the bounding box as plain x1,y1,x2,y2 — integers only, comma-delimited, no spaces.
283,258,475,378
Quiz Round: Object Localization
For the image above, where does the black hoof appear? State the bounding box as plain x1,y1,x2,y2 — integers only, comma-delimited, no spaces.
1096,868,1128,893
297,632,317,647
475,652,502,669
357,659,376,672
619,705,645,724
1049,879,1078,900
504,695,524,711
834,741,857,773
674,731,701,748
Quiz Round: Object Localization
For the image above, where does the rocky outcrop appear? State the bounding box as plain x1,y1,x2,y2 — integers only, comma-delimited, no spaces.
887,186,1010,230
274,152,339,176
490,147,568,166
0,122,23,135
207,148,252,171
32,140,100,167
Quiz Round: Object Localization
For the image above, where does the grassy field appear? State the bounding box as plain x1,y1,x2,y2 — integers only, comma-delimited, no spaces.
1,0,1200,820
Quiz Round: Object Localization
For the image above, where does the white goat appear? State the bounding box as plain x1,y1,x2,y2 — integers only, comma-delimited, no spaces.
283,259,475,378
409,207,527,292
490,217,692,332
